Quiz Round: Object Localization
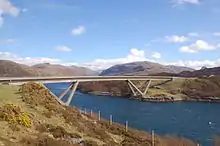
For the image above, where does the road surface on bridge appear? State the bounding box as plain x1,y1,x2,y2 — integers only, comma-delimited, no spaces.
0,76,174,83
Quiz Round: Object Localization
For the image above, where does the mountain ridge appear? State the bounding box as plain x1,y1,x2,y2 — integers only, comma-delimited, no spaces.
149,66,220,77
1,60,219,78
0,60,98,77
100,61,194,76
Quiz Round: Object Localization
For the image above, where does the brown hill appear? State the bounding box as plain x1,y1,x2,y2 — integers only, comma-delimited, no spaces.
182,76,220,97
0,60,98,77
150,66,220,77
180,66,220,77
100,61,194,76
33,63,77,76
32,63,98,76
0,60,39,77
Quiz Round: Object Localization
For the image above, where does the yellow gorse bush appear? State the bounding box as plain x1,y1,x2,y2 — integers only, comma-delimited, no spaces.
0,104,32,128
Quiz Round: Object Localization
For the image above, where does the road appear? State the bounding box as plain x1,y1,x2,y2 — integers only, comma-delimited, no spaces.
0,76,174,83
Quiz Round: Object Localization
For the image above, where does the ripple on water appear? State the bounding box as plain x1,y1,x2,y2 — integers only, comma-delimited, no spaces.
183,108,192,113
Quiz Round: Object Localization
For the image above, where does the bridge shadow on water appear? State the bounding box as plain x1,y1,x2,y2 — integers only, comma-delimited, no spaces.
44,82,220,146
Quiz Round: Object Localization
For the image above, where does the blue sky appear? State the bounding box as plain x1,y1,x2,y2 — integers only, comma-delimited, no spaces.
0,0,220,70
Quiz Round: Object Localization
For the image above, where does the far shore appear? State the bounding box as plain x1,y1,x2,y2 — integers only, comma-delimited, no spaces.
80,90,220,103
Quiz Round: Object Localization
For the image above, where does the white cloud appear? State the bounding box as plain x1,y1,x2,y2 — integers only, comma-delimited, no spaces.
0,0,20,27
165,35,188,43
0,49,148,70
81,48,149,70
188,32,199,37
180,40,217,53
152,52,161,59
0,52,17,60
213,32,220,36
55,46,72,52
172,0,200,5
71,25,85,36
0,52,61,65
165,59,220,70
17,57,61,65
1,51,220,71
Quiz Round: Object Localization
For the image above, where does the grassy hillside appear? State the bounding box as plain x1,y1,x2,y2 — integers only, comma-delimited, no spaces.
0,83,198,146
182,76,220,98
0,60,39,77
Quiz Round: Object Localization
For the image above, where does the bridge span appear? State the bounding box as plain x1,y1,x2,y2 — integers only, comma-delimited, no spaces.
0,76,173,105
0,76,173,83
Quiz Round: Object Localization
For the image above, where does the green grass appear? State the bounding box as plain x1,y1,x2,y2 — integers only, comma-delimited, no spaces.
159,79,187,91
147,88,174,97
0,85,20,106
142,79,191,99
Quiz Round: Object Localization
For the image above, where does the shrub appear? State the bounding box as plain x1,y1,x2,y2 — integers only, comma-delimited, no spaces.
36,123,82,139
0,104,32,128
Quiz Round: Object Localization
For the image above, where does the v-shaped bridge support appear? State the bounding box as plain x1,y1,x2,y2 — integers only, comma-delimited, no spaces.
58,81,80,106
127,80,152,98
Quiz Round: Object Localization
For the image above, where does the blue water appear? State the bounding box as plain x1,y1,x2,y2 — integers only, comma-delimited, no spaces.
45,83,220,146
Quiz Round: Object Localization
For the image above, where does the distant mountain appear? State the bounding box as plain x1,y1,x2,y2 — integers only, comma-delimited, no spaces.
70,66,99,76
0,60,98,77
100,61,194,76
149,66,220,77
32,63,98,76
179,66,220,77
165,65,195,74
0,60,39,77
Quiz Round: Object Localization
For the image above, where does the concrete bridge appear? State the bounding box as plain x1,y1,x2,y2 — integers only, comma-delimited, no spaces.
0,76,173,105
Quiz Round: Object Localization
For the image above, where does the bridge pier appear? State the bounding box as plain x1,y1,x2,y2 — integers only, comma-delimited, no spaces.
65,81,79,106
127,80,152,98
127,80,143,96
127,81,137,97
143,80,152,96
57,81,80,106
59,82,74,100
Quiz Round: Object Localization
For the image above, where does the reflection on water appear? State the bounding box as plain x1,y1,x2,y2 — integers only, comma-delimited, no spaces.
45,83,220,146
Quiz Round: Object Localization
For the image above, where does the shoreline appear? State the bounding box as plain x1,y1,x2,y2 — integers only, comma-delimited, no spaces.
80,91,220,103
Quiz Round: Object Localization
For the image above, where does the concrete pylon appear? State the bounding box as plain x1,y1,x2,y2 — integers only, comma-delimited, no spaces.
143,80,151,96
127,80,152,98
127,80,144,96
127,81,137,97
65,81,79,106
58,82,74,100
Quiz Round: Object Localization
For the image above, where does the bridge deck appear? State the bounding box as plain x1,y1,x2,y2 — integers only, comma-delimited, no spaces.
0,76,173,83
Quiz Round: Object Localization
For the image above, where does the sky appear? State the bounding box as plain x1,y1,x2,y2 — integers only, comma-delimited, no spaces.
0,0,220,70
